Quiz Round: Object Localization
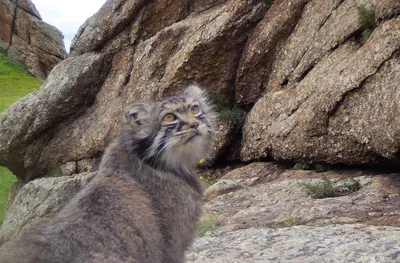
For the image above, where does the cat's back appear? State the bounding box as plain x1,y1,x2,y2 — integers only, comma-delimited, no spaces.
0,168,164,263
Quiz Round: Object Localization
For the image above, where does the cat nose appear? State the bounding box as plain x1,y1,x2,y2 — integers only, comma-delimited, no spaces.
189,121,200,129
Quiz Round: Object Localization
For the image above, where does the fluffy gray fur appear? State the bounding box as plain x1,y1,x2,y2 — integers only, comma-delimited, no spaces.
0,85,215,263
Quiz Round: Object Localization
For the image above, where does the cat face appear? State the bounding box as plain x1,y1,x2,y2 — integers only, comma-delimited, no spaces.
124,85,215,171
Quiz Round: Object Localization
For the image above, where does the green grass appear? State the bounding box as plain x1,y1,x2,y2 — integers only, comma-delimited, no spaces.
197,214,220,237
301,178,361,199
0,167,18,224
357,5,377,42
0,48,41,112
294,163,311,170
282,216,299,227
199,175,218,187
343,179,361,192
219,107,243,122
209,92,244,122
47,163,63,178
301,179,336,199
0,48,41,224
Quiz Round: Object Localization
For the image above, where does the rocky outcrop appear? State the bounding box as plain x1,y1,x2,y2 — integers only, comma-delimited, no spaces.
187,162,400,262
240,0,400,164
0,0,268,181
0,0,67,79
0,0,399,179
0,52,112,181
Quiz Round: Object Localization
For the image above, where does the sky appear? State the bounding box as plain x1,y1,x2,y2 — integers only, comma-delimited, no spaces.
33,0,107,52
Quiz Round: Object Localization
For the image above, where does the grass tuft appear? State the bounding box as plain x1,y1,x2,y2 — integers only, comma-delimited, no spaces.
344,179,361,192
315,164,330,173
219,107,243,122
282,216,298,227
0,48,27,75
301,179,336,199
47,164,63,177
199,175,218,186
197,214,220,237
294,163,310,170
301,177,361,199
210,92,243,122
357,5,377,41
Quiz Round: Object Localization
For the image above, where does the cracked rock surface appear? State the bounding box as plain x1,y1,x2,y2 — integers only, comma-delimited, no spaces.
240,0,400,164
188,162,400,262
1,0,400,181
188,224,400,263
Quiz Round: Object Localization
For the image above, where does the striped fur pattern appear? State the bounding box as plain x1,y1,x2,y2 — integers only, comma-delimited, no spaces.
0,85,215,263
121,85,216,173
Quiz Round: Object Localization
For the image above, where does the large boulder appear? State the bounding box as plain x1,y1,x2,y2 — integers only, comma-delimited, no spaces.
240,0,400,165
0,52,112,181
0,0,66,79
0,172,95,244
0,0,268,181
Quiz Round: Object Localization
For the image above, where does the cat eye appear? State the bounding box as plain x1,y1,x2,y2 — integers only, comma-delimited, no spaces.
163,113,176,122
191,105,200,115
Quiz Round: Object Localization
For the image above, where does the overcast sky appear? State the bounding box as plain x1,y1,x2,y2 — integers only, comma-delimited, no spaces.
33,0,107,52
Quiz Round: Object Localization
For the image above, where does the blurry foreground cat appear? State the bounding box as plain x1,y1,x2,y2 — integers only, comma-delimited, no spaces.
0,85,215,263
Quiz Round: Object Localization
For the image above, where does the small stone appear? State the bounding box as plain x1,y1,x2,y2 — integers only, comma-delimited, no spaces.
60,162,77,176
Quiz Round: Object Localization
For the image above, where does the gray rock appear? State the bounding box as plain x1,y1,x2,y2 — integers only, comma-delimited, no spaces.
0,52,112,181
240,3,400,164
0,172,95,244
60,162,77,176
235,0,309,106
189,163,400,262
0,0,16,48
203,163,400,231
2,161,400,261
76,158,97,173
17,0,42,19
187,224,400,263
71,0,147,55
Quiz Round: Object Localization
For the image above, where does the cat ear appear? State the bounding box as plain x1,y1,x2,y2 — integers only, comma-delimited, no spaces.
184,85,204,99
124,103,152,126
